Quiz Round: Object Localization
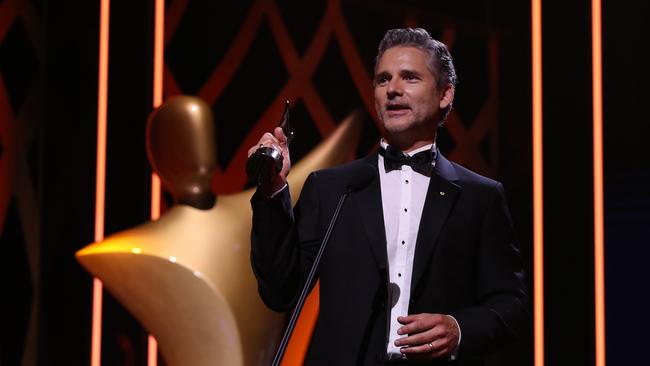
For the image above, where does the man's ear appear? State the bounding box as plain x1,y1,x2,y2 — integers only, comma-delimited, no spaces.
439,84,455,110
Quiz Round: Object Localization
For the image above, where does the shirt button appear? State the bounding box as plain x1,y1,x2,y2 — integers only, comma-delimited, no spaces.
401,240,405,245
405,179,409,184
398,273,402,277
404,208,408,212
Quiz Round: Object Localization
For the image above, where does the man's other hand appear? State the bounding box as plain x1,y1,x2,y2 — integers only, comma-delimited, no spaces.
394,313,460,360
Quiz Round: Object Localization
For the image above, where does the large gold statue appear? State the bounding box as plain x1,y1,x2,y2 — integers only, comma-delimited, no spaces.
76,96,362,365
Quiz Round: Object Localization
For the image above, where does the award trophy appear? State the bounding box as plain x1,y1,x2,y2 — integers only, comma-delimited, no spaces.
246,100,294,186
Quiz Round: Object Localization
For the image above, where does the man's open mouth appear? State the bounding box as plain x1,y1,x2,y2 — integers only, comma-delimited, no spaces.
386,103,409,111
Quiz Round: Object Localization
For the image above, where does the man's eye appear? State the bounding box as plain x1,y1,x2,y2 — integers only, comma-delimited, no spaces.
404,74,418,81
376,76,389,85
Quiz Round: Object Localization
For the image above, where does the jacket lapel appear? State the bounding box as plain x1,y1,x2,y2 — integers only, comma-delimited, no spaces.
410,153,461,293
353,154,388,270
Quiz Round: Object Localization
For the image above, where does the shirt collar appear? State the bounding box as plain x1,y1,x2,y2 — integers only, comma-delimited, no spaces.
379,138,436,156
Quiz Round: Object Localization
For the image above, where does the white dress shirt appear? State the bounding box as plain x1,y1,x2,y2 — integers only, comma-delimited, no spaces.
378,140,460,359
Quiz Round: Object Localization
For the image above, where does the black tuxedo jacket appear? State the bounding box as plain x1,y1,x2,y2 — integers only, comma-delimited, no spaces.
251,153,528,365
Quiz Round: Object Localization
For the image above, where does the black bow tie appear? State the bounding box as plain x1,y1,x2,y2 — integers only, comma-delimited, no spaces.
378,145,437,177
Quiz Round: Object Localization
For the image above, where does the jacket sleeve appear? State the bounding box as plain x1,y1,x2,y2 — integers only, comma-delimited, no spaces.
451,182,529,358
250,172,323,312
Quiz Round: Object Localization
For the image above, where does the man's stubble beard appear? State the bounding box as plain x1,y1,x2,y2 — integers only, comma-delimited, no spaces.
382,116,438,149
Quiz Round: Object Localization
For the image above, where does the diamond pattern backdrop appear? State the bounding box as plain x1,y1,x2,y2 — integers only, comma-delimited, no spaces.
0,0,44,365
162,0,500,195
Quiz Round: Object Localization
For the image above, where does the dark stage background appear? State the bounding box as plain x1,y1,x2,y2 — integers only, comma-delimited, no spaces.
1,0,648,365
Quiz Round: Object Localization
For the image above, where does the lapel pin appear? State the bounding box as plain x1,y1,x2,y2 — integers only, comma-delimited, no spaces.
439,191,446,196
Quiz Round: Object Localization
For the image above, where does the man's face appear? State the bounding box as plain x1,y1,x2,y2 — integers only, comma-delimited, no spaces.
374,46,451,145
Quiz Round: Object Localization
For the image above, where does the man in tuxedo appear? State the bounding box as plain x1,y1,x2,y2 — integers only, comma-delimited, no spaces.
249,28,528,365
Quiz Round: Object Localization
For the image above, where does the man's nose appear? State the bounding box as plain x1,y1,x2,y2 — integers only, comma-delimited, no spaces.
386,79,402,99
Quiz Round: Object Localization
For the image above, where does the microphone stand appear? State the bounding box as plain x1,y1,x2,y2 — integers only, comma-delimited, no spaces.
271,188,353,366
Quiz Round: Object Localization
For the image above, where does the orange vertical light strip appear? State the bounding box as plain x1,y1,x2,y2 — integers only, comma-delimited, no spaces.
531,0,544,366
152,0,164,110
147,0,165,365
92,0,110,366
150,0,164,221
592,0,605,365
147,334,158,366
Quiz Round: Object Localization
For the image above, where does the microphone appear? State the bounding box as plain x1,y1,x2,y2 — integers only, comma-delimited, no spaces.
347,165,375,192
271,165,376,366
